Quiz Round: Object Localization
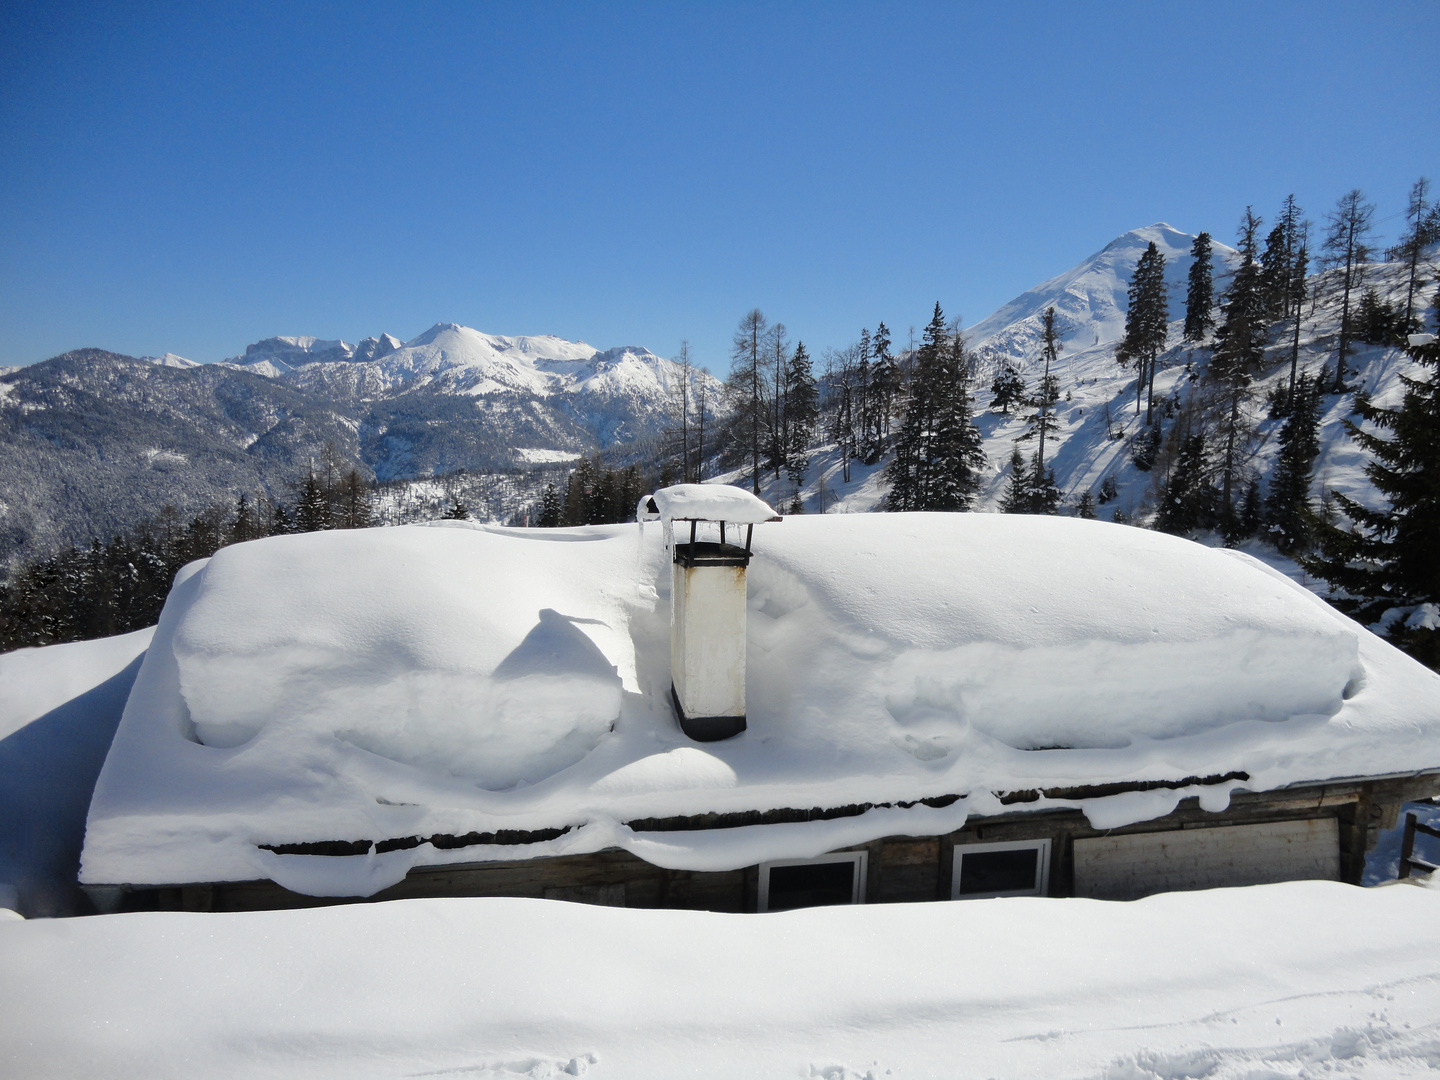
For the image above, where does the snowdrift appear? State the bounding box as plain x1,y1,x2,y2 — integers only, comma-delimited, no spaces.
80,514,1440,895
5,881,1440,1079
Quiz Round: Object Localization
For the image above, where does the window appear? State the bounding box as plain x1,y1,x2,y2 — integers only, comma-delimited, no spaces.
758,851,868,912
951,839,1051,900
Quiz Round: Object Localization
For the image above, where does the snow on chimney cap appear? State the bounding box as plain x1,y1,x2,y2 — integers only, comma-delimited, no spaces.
638,484,780,524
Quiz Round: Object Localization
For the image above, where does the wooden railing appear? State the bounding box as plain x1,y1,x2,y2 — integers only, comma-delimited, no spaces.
1399,812,1440,879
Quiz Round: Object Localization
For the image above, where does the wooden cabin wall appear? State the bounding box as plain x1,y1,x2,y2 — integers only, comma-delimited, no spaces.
116,775,1437,914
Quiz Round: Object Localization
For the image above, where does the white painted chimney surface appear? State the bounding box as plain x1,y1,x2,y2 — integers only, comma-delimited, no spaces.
642,484,777,740
672,559,747,719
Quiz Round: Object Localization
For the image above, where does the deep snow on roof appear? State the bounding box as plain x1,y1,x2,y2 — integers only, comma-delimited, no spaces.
81,514,1440,895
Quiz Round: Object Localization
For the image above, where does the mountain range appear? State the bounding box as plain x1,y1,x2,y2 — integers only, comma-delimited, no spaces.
1,223,1431,571
0,327,715,567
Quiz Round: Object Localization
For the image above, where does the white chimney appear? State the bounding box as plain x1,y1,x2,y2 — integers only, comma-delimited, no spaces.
640,485,778,741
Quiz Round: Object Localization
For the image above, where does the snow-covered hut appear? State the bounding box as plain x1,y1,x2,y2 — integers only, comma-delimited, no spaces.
79,491,1440,913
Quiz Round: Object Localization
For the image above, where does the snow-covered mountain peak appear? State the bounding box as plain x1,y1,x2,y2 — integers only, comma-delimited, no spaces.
352,334,403,363
373,324,601,394
140,353,199,369
1100,222,1186,253
965,224,1238,372
231,335,358,375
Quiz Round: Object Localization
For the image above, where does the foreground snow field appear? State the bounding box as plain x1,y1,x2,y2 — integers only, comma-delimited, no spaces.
2,880,1439,1080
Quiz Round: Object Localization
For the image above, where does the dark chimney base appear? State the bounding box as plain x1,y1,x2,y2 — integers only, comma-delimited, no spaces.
670,684,746,742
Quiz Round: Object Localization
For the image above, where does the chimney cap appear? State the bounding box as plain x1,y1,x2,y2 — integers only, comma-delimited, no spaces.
637,484,780,525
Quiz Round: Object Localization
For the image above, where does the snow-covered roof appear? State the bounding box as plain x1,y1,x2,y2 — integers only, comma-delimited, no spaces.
81,514,1440,897
646,483,779,524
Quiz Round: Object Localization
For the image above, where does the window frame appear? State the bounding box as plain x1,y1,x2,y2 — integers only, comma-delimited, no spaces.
950,838,1052,900
757,850,869,912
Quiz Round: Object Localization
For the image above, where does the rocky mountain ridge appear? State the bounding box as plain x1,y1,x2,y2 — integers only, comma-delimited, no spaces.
0,328,718,567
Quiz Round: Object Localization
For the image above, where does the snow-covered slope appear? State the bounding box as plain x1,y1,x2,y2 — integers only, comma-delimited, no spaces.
778,225,1433,538
5,881,1440,1079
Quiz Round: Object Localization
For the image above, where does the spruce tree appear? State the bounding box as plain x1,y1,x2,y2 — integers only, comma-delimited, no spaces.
1184,232,1215,343
884,304,948,511
271,502,297,535
998,449,1031,513
1075,489,1097,519
1261,196,1304,322
1276,195,1305,321
1155,432,1210,535
883,305,985,511
1237,478,1263,538
783,341,818,484
538,482,561,527
562,456,601,525
337,469,373,529
1391,177,1433,333
1026,453,1063,514
229,493,261,543
1264,371,1321,552
1304,327,1440,667
1261,223,1291,321
854,328,872,466
1357,287,1398,346
989,364,1026,414
296,471,331,533
931,323,986,510
1116,242,1168,422
1021,307,1063,473
442,499,469,520
864,322,897,462
1211,208,1268,539
826,341,859,483
1284,237,1311,408
1321,189,1376,392
1129,425,1161,471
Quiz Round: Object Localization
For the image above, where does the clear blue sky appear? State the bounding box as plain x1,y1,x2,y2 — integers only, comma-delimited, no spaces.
2,1,1436,370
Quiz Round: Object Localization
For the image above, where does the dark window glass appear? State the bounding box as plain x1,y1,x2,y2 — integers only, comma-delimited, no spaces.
958,848,1039,895
766,860,856,911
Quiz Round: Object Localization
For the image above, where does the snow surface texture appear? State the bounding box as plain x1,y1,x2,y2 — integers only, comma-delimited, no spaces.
4,880,1440,1079
0,630,152,916
81,514,1440,896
